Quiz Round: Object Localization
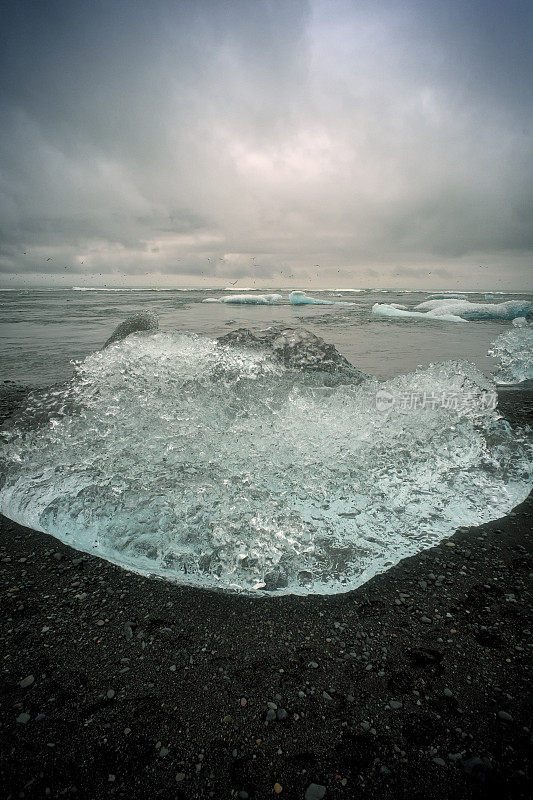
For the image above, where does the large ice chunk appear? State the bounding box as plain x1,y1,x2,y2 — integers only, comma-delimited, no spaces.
217,326,366,378
488,325,533,384
1,334,531,595
372,303,466,323
414,299,531,320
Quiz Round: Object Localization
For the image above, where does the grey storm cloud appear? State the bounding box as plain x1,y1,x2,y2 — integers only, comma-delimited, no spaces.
0,0,532,288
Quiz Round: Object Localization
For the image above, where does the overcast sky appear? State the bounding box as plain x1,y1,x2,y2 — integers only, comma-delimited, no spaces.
1,0,532,289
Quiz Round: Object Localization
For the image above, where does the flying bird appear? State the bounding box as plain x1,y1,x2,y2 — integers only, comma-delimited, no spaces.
229,279,238,286
46,257,53,261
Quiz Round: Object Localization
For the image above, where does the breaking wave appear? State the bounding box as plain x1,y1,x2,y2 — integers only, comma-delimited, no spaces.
1,331,531,594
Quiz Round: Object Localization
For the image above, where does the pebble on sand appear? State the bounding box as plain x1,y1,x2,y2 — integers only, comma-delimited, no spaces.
305,784,326,800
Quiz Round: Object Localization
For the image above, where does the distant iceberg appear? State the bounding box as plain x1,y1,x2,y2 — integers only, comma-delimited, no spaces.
489,324,533,384
289,290,333,305
414,299,531,320
372,303,466,323
202,293,282,304
289,291,354,306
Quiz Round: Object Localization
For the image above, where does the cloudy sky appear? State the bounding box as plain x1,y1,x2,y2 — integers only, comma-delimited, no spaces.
1,0,532,289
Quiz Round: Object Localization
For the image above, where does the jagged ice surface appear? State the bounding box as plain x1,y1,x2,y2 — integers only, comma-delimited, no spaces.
488,325,533,384
1,332,532,594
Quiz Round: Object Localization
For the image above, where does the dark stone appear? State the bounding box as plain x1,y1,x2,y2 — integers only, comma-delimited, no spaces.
387,670,415,694
406,647,444,665
402,712,445,746
474,628,504,648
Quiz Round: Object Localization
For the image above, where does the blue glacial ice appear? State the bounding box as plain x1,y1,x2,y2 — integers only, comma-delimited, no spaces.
289,291,334,305
1,329,531,595
488,323,533,384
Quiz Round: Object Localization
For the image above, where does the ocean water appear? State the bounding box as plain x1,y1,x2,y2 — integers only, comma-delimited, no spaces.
1,287,532,595
1,287,532,385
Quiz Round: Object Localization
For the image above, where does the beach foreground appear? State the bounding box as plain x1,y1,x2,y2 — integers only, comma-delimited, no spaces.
1,389,532,800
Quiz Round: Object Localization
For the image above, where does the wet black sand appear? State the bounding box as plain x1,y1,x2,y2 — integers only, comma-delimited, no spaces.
1,388,532,800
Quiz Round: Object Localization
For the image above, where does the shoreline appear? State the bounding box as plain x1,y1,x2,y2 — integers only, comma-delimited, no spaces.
0,390,532,799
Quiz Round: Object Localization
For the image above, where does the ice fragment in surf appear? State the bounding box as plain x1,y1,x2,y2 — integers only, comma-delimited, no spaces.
488,326,533,384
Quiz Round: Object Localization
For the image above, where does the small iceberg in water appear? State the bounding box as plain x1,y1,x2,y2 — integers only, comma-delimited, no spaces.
372,303,466,323
414,299,531,320
290,291,333,305
373,298,531,323
289,291,353,306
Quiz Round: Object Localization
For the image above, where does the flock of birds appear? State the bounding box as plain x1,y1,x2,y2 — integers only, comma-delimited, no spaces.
18,251,489,286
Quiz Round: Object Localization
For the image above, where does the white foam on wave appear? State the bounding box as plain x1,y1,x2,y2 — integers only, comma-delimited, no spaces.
1,332,531,595
488,324,533,384
426,294,468,301
203,294,282,304
72,287,170,292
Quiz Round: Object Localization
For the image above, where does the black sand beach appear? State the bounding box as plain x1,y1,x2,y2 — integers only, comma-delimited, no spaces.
1,388,532,800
